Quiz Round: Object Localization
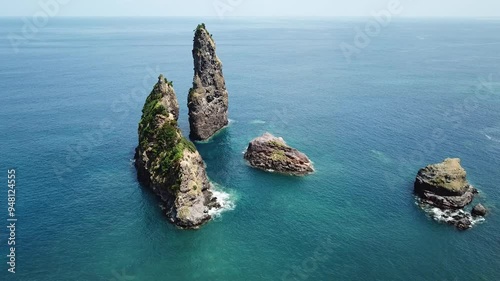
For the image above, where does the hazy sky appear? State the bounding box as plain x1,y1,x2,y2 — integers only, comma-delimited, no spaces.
2,0,500,17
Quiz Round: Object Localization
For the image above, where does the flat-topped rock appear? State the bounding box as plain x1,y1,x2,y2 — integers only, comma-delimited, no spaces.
415,158,470,196
244,133,314,176
414,158,476,209
413,158,487,230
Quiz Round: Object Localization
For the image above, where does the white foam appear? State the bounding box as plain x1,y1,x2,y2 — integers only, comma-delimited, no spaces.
250,120,266,124
484,133,500,143
208,183,236,218
417,200,485,227
370,149,392,164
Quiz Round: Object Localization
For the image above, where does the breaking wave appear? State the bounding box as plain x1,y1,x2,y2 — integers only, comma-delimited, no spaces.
209,182,236,218
417,200,485,227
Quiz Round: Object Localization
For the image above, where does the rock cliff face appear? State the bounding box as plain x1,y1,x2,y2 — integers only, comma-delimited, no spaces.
188,23,229,141
414,158,476,209
135,75,220,229
414,158,483,230
244,133,314,176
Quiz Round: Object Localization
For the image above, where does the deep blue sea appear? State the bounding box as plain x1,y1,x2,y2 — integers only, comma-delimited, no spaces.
1,17,500,281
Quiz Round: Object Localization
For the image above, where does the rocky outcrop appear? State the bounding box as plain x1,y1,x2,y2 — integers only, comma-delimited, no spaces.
472,204,487,217
244,133,314,176
455,218,472,231
414,158,476,209
188,23,229,141
135,74,220,229
414,158,482,230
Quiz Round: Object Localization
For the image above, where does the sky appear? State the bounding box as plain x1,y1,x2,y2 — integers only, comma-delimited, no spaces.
2,0,500,18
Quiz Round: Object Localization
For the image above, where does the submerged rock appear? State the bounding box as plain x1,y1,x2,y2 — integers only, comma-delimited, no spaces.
244,133,314,176
420,205,480,231
188,23,229,141
414,158,484,230
134,74,219,229
455,217,472,231
472,204,487,217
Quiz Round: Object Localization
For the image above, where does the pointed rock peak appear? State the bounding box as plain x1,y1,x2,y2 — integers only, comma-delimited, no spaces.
188,23,229,141
195,23,207,32
194,23,211,38
158,74,165,83
139,73,179,125
193,23,215,53
157,74,173,87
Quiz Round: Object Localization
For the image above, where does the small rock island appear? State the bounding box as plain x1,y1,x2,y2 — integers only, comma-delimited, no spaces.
414,158,487,230
244,133,314,176
188,23,229,141
135,74,220,229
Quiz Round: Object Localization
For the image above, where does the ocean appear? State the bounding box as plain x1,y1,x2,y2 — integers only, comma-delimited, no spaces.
1,17,500,280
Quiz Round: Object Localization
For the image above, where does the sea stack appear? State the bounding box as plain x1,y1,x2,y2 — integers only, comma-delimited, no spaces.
134,74,220,229
188,23,229,141
244,133,314,176
414,158,481,230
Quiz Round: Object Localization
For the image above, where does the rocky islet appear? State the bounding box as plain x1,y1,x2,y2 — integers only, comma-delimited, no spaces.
188,23,229,141
134,74,220,229
244,133,314,176
414,158,488,230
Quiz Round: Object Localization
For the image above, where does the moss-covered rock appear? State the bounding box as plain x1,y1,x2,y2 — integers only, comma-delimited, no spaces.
415,158,471,196
414,158,476,210
135,74,220,229
414,158,483,230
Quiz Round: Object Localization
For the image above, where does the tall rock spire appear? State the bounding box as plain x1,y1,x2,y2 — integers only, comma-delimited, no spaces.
135,74,220,229
188,23,229,141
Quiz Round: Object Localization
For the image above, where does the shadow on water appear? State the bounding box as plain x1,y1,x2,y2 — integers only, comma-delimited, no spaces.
195,128,235,185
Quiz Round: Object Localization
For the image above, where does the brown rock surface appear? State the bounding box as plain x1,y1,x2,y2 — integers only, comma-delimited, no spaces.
188,23,229,141
135,74,219,229
414,158,476,209
244,133,314,176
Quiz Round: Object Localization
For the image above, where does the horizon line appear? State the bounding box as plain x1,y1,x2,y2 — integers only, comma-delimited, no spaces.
1,15,500,19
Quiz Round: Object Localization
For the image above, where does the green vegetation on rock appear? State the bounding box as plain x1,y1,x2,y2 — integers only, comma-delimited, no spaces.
188,87,197,99
164,78,173,87
269,140,285,147
194,23,213,38
137,81,197,193
271,150,287,162
135,73,214,229
194,23,206,33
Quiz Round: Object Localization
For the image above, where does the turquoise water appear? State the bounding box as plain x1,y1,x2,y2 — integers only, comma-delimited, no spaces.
1,18,500,280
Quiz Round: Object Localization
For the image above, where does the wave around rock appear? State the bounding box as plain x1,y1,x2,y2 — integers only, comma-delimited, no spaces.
414,158,487,230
